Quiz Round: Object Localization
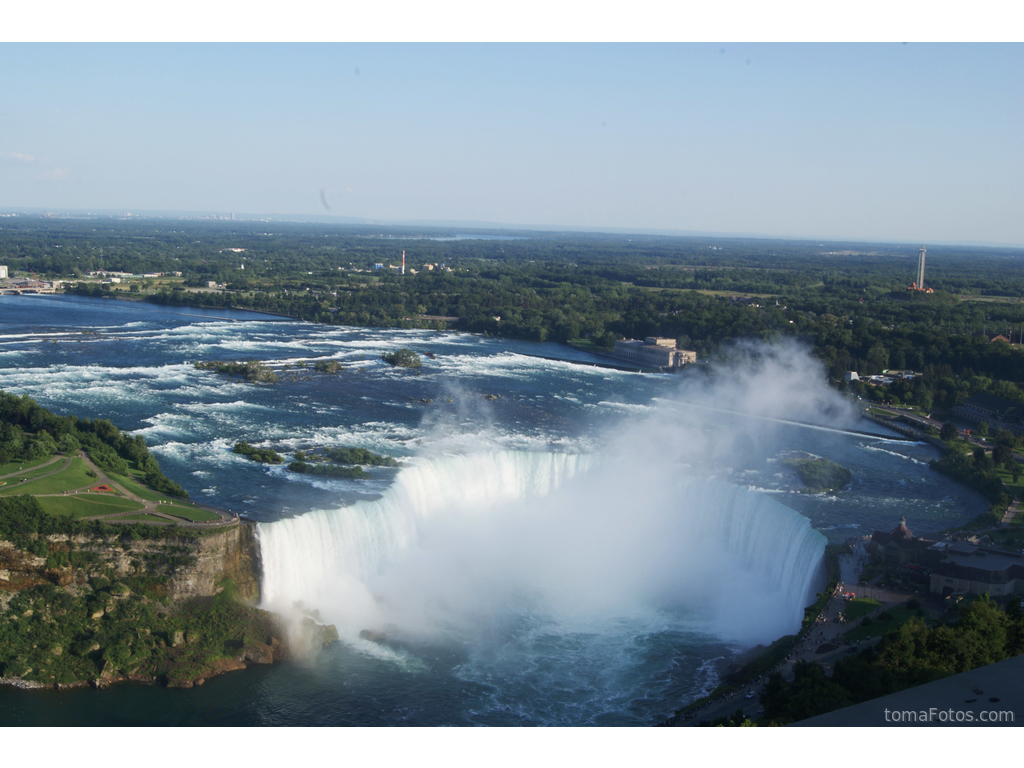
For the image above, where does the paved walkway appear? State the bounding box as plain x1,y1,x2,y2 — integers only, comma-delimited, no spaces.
1000,497,1019,526
0,455,69,483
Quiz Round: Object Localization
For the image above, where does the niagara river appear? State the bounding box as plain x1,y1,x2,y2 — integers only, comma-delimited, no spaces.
0,295,989,726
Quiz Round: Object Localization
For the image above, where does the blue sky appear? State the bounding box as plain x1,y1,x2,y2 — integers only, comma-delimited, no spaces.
1,43,1021,244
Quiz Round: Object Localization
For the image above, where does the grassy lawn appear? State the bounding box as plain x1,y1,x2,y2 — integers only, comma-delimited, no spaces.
842,597,882,623
0,455,55,477
112,472,177,502
566,338,611,354
0,459,71,491
0,457,101,496
37,494,145,519
994,468,1024,498
160,503,220,523
988,527,1024,547
113,514,174,523
842,605,925,642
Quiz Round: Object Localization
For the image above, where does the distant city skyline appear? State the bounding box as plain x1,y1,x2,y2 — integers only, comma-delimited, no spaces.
2,44,1022,246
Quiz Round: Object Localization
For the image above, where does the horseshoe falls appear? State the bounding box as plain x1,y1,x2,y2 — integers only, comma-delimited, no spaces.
260,450,826,654
0,296,989,726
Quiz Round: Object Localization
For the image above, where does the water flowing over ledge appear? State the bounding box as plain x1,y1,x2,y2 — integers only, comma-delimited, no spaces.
258,449,825,648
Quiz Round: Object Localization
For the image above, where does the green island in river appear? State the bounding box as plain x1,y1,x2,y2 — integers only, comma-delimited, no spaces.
785,457,853,493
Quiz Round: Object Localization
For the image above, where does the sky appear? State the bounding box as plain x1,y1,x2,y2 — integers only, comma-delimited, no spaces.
1,42,1022,245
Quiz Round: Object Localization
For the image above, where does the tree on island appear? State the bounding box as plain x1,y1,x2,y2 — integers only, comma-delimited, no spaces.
381,348,422,368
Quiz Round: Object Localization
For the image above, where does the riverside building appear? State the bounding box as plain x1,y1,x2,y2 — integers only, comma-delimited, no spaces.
612,337,696,371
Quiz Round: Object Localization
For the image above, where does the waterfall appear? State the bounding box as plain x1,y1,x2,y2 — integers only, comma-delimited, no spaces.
258,450,825,647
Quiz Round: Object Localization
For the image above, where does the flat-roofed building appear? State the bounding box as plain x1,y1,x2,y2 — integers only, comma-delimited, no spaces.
612,337,696,371
930,542,1024,597
953,393,1024,436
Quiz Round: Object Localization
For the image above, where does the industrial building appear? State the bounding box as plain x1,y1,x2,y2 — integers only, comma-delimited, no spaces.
612,337,696,371
952,393,1024,436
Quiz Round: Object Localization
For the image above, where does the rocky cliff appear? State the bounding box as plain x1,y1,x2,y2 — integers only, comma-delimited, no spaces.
0,522,261,604
0,522,338,690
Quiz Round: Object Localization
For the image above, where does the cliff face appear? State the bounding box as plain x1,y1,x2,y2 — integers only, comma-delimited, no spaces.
0,522,329,691
161,523,262,602
0,523,262,604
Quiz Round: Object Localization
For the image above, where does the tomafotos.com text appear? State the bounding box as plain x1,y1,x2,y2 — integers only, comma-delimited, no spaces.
884,707,1014,724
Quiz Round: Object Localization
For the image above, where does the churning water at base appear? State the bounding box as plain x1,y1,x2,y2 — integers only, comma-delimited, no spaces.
258,449,826,724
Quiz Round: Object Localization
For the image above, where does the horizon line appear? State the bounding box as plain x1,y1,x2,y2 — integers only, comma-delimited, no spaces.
2,206,1022,251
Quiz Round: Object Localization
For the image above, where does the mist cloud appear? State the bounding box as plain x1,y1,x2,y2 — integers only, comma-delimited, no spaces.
262,340,850,651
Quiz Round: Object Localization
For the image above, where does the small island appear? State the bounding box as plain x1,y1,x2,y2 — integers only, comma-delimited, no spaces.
785,457,852,493
193,360,278,383
233,441,284,464
287,446,399,479
381,348,422,368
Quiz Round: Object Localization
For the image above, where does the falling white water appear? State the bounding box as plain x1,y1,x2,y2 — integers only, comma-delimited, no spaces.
258,449,825,649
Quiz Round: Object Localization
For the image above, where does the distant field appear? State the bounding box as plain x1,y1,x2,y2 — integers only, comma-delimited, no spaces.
38,494,145,519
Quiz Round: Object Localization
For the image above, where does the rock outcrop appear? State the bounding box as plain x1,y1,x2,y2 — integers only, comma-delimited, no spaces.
1,522,263,603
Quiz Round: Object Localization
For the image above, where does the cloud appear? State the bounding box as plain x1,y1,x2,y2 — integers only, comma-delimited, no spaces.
38,167,71,181
0,152,71,181
0,152,36,164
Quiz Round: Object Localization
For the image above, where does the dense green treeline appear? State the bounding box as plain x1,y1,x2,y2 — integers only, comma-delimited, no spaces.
760,595,1024,724
0,390,187,499
9,217,1024,408
0,576,284,686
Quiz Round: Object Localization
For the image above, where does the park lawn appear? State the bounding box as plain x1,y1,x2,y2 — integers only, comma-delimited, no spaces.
160,503,220,523
994,468,1024,498
37,493,145,519
111,471,177,503
842,605,924,642
113,514,173,523
566,338,609,354
842,597,882,623
0,458,72,492
988,526,1024,547
0,457,99,496
0,455,55,477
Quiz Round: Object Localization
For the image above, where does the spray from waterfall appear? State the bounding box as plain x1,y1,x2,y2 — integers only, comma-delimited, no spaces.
259,338,845,649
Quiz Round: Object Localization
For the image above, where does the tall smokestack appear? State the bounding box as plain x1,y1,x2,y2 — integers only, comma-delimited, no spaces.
401,251,406,276
917,246,926,290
